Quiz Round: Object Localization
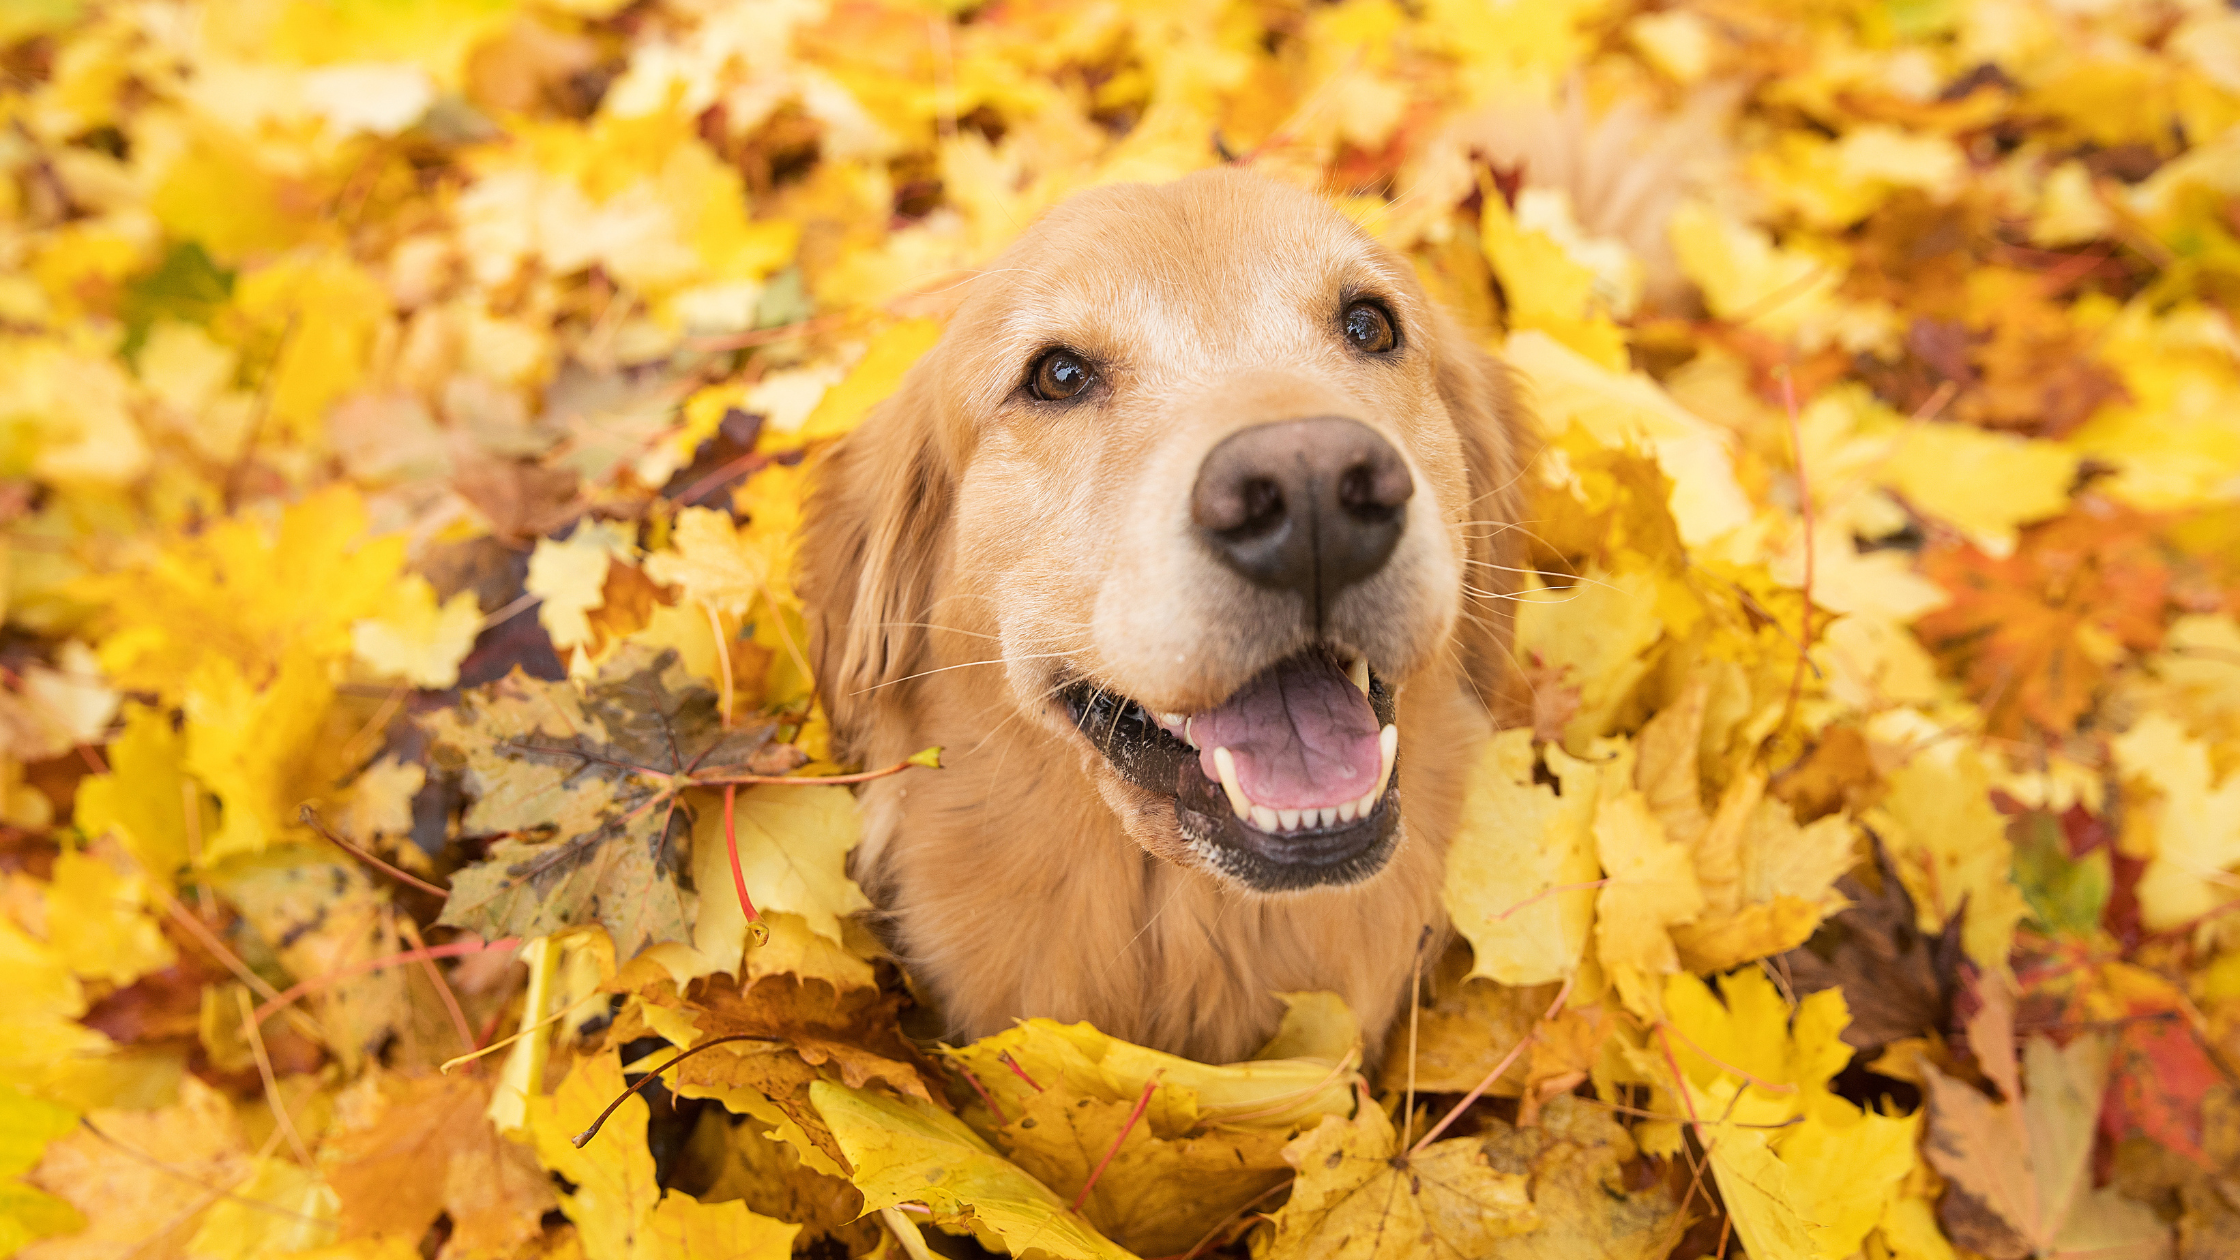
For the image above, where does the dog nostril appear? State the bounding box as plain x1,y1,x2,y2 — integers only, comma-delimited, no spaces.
1336,464,1386,519
1337,454,1412,518
1237,478,1284,533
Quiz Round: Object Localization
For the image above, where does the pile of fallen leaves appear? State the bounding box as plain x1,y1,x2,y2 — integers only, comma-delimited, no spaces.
4,0,2239,1256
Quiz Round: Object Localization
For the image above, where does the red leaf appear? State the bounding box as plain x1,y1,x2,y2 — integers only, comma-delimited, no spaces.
1915,497,2172,739
2099,1017,2218,1166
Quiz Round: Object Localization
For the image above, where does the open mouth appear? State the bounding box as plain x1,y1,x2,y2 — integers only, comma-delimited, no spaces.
1059,647,1400,891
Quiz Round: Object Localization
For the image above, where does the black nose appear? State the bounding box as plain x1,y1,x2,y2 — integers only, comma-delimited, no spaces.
1190,417,1413,605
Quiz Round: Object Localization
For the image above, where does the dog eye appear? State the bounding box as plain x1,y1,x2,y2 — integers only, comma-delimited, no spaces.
1029,349,1094,401
1341,301,1397,354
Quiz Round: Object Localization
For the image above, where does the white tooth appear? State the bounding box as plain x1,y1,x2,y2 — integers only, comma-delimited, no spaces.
1338,798,1358,823
1278,808,1301,831
1213,747,1252,819
1347,655,1370,694
1251,805,1279,832
1375,724,1398,797
1317,807,1336,828
1159,711,1186,726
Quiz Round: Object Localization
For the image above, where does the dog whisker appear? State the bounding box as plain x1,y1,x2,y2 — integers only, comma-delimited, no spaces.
853,649,1078,694
1463,561,1624,594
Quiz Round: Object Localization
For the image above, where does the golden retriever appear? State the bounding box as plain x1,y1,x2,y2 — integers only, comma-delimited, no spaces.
798,167,1526,1064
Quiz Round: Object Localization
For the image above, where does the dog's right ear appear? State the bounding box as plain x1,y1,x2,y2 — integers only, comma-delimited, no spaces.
795,367,954,755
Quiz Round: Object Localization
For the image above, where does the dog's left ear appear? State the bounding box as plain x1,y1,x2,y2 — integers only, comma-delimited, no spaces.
795,363,956,760
1430,308,1533,721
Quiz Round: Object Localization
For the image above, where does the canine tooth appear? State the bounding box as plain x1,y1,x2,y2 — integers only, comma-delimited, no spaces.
1347,655,1370,694
1251,805,1279,832
1338,798,1358,823
1375,724,1398,797
1212,747,1252,819
1278,808,1301,831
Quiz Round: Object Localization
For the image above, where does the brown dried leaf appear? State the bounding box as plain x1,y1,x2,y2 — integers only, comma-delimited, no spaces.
1782,839,1966,1050
323,1070,554,1258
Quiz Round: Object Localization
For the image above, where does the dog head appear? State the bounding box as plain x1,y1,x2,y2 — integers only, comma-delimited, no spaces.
799,167,1523,894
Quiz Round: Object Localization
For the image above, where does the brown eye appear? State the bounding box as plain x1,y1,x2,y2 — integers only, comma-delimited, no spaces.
1342,301,1397,354
1029,349,1094,401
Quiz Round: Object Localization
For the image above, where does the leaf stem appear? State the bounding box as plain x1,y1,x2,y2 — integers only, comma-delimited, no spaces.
723,783,772,947
398,914,480,1066
1072,1070,1161,1214
999,1051,1043,1092
688,751,931,787
945,1054,1009,1127
301,805,450,899
572,1035,773,1147
1409,975,1571,1157
253,937,518,1025
1778,364,1815,733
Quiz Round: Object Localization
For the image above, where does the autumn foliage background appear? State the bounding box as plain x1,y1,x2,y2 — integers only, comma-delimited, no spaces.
4,0,2240,1257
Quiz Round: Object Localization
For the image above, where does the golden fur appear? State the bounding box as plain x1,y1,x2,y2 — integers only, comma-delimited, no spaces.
797,168,1526,1064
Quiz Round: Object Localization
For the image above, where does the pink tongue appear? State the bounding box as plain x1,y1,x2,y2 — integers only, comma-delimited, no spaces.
1192,655,1381,810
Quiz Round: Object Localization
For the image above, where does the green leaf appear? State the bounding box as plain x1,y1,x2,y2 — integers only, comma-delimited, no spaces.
2011,813,2111,937
120,241,235,360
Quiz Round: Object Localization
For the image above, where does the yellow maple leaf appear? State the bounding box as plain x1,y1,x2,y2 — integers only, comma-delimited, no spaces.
697,785,872,949
2144,614,2240,746
1504,333,1755,549
785,319,944,448
2065,302,2240,511
1480,192,1629,368
2111,713,2240,930
1866,733,2029,971
1513,567,1665,749
24,1075,247,1258
526,521,631,656
530,1053,799,1260
186,1156,341,1259
75,703,214,877
1649,971,1919,1260
1443,729,1601,985
1880,422,2077,555
227,253,392,446
41,847,173,985
997,1085,1291,1257
0,918,111,1092
0,1086,81,1256
947,1017,1357,1139
1668,198,1893,353
811,1079,1134,1260
1255,1097,1538,1260
181,650,346,863
643,467,806,619
0,336,149,486
1594,773,1706,1005
90,486,409,699
351,575,483,689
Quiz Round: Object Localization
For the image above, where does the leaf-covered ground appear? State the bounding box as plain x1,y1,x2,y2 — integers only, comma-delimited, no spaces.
5,0,2240,1257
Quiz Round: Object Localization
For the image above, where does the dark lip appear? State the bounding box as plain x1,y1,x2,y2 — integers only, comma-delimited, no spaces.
1059,649,1401,892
